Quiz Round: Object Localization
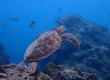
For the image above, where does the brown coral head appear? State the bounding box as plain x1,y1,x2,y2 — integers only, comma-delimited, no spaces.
0,73,7,79
0,66,7,79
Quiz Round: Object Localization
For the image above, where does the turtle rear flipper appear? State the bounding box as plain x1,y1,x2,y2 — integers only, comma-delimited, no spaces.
28,62,37,74
61,33,80,49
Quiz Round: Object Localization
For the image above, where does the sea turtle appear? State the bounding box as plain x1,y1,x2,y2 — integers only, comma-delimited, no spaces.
17,25,80,74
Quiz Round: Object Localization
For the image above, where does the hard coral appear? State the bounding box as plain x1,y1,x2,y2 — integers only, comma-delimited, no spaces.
43,62,98,80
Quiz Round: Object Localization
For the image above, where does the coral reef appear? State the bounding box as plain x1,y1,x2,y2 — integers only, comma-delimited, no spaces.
43,62,97,80
0,62,97,80
39,14,110,80
0,66,7,80
1,63,53,80
0,43,9,65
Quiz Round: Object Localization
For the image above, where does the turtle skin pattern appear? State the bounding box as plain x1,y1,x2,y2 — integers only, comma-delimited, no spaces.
24,31,61,62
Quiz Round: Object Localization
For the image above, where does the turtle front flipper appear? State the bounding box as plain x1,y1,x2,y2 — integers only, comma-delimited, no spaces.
61,33,80,48
27,62,37,74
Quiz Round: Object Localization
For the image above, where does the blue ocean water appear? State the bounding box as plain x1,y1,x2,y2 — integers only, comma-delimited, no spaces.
0,0,110,64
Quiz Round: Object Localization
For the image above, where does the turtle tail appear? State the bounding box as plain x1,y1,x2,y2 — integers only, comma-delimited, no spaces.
61,33,80,49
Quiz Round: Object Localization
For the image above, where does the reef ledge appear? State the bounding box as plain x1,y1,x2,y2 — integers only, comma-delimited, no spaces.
0,62,98,80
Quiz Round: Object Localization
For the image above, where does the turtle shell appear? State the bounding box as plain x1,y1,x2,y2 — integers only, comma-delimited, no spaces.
24,31,61,62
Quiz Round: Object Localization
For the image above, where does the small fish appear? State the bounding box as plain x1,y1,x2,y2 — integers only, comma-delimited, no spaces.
12,17,19,21
29,20,36,28
58,8,61,12
10,30,15,34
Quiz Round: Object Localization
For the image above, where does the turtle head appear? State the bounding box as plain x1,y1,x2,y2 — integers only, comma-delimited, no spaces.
56,26,66,34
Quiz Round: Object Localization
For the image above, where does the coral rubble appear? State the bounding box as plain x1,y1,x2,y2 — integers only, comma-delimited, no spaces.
0,62,97,80
43,62,97,80
1,63,53,80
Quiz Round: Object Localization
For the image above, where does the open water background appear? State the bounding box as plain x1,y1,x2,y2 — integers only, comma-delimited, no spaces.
0,0,110,64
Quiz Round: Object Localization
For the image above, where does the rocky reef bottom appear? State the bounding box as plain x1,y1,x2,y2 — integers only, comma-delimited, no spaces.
0,62,98,80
